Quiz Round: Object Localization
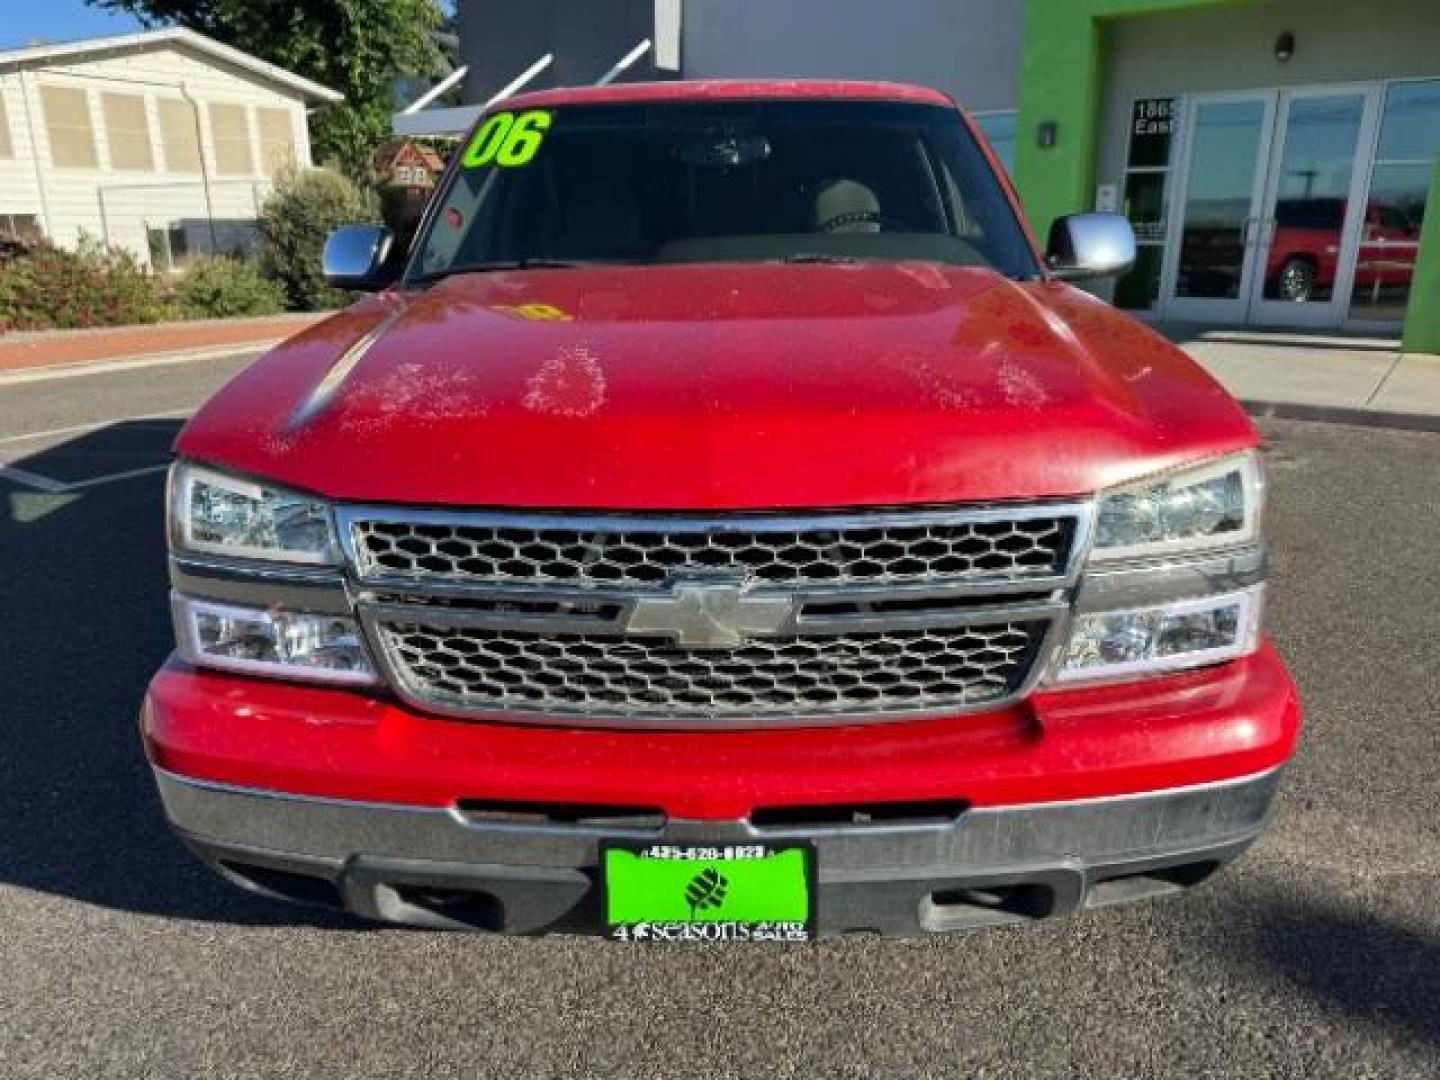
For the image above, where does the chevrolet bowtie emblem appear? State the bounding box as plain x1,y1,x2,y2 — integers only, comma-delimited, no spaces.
622,580,796,649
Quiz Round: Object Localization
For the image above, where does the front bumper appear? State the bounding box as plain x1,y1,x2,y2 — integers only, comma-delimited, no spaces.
142,640,1300,934
156,765,1282,934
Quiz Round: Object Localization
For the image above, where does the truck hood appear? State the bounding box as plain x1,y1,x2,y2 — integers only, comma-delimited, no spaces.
177,263,1255,508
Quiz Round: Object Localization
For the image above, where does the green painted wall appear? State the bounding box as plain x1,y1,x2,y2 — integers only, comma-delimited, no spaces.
1401,157,1440,355
1015,0,1245,237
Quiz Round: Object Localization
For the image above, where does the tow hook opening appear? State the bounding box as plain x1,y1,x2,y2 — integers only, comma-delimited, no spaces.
388,884,506,930
921,882,1058,930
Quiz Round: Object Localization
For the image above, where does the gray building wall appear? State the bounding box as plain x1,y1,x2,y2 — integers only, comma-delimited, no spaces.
1097,0,1440,195
681,0,1022,113
457,0,663,103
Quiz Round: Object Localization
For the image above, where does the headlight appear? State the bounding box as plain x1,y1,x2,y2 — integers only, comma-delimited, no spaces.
171,462,334,564
172,595,376,685
1092,451,1262,561
1052,586,1263,684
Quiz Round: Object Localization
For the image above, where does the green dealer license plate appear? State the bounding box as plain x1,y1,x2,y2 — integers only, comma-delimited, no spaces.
602,842,816,942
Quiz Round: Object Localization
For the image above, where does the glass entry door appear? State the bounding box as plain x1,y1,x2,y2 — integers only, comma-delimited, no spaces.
1161,94,1276,323
1161,86,1381,327
1250,87,1377,327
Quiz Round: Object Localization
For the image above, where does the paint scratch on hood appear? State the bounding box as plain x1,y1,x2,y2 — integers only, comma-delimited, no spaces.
889,343,984,410
997,352,1050,409
524,342,608,418
338,361,491,434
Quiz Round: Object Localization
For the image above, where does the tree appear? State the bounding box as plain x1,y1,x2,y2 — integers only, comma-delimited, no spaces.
87,0,446,177
256,168,380,311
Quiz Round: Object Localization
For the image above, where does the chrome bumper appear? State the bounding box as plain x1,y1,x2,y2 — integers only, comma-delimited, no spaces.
155,767,1283,935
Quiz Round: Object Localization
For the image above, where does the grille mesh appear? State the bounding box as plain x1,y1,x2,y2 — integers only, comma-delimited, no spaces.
376,620,1047,720
351,515,1075,587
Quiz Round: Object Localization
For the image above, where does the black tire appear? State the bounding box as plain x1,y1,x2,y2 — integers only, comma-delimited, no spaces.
1275,257,1317,302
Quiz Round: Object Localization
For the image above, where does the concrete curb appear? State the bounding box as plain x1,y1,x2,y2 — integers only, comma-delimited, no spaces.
0,313,326,375
1243,399,1440,434
0,342,275,387
0,312,321,345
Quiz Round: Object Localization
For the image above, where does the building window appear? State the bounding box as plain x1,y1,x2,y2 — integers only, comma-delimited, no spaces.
157,98,202,173
101,92,155,171
146,226,170,270
0,213,42,241
973,112,1017,177
0,94,13,159
208,102,253,175
256,106,295,177
1114,97,1177,312
1350,80,1440,323
40,85,98,169
147,223,192,271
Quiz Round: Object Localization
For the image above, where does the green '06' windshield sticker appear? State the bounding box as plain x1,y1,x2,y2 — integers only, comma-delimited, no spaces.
462,109,553,169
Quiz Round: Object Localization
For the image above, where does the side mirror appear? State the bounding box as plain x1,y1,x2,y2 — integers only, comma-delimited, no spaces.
322,224,397,290
1045,213,1137,281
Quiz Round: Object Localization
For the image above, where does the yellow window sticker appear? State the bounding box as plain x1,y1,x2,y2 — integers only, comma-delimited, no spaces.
462,109,553,169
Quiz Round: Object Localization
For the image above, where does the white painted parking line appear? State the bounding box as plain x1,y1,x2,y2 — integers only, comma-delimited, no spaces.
66,463,172,489
0,462,170,493
0,342,272,388
0,409,193,447
0,465,72,493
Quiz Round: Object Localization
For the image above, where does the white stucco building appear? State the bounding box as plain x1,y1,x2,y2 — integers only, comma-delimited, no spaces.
0,28,341,268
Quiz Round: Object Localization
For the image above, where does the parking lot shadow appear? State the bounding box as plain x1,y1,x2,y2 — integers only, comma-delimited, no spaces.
1210,873,1440,1051
0,423,358,929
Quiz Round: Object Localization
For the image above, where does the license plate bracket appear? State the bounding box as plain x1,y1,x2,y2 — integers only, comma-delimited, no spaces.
601,841,816,942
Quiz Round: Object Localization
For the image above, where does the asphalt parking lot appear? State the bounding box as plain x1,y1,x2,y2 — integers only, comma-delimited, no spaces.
0,353,1436,1079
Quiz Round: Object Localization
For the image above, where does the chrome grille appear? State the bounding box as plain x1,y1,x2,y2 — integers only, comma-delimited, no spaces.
343,504,1088,725
346,511,1077,588
373,619,1049,722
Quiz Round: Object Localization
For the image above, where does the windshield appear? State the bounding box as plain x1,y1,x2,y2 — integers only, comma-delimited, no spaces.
408,100,1038,283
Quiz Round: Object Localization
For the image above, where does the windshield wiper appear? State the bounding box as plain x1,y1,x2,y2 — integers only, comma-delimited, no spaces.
411,258,594,283
775,253,868,264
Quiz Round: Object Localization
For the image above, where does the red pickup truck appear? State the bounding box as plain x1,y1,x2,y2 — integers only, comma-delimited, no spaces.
142,80,1300,939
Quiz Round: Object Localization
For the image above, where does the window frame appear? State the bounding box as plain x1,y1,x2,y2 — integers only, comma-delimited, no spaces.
0,212,42,240
1113,96,1180,314
0,91,13,160
157,97,203,174
207,101,254,177
256,105,296,178
39,83,99,170
100,91,155,172
1348,76,1440,325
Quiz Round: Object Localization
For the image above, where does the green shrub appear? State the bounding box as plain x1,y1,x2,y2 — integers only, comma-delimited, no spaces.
171,256,287,319
257,168,380,311
0,237,166,331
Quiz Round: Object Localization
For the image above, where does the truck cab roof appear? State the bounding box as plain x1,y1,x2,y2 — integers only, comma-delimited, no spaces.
502,78,956,113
